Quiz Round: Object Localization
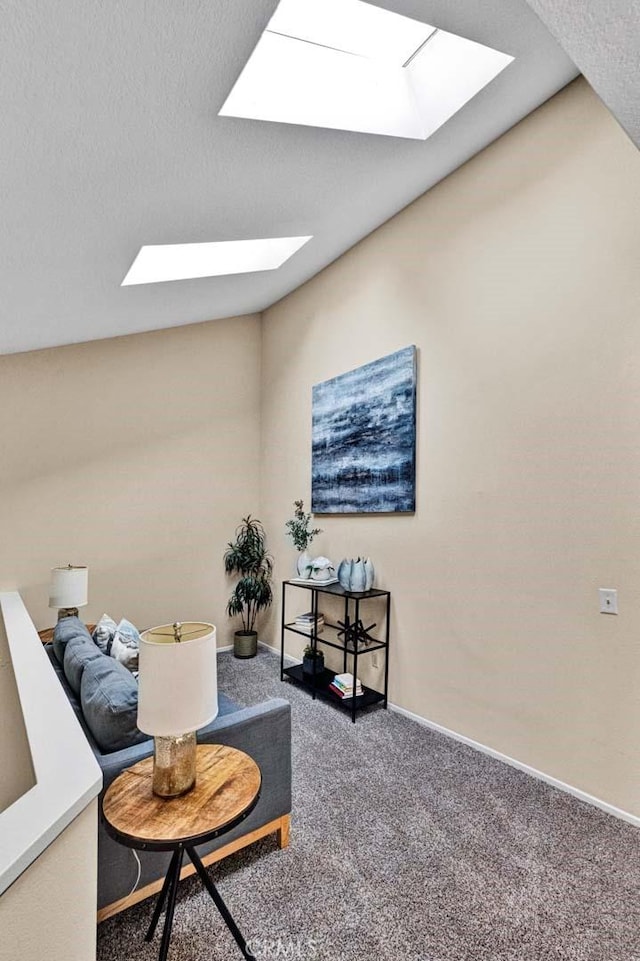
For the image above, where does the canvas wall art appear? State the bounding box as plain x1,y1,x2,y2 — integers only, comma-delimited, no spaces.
311,346,417,514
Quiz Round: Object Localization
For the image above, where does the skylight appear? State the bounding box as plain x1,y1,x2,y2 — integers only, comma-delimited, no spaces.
219,0,514,140
267,0,435,65
121,236,312,285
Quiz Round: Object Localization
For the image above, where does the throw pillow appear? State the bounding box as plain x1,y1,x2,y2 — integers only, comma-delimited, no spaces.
92,613,118,655
110,618,140,672
63,633,104,695
80,655,147,753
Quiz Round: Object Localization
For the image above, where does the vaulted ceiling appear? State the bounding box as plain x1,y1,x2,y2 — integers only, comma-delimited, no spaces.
525,0,640,150
1,1,578,354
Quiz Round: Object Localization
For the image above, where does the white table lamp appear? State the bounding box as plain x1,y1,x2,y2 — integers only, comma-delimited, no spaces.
138,622,218,798
48,565,89,620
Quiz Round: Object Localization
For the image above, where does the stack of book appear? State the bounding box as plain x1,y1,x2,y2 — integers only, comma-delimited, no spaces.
329,672,363,700
295,611,324,635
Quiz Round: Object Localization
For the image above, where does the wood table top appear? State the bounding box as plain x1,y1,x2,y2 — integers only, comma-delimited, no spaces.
38,623,96,644
102,745,261,849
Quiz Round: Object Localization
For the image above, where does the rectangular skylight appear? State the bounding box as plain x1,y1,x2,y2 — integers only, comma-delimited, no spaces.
406,30,515,141
121,236,312,285
224,31,419,140
219,0,514,140
268,0,436,65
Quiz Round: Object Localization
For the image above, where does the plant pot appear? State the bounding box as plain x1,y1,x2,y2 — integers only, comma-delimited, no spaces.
234,630,258,659
303,652,325,676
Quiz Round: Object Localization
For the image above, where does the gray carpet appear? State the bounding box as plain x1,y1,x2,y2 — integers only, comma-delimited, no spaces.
98,648,640,961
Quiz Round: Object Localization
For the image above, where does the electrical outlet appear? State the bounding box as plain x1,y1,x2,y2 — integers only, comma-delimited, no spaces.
599,588,618,615
372,653,379,669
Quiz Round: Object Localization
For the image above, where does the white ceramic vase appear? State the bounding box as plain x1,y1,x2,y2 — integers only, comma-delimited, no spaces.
296,550,312,578
309,556,334,581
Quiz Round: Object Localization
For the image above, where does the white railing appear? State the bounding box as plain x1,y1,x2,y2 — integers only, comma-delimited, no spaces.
0,592,102,895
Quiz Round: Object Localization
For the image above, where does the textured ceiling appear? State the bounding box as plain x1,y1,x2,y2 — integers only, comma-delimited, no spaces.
0,1,578,355
525,0,640,149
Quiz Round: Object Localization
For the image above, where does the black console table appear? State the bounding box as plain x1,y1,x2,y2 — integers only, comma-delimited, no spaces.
280,580,390,723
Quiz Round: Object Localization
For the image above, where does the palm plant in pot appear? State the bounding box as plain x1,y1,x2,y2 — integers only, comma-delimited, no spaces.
224,515,273,658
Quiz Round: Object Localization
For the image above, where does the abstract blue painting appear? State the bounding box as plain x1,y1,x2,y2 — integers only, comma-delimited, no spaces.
311,346,417,514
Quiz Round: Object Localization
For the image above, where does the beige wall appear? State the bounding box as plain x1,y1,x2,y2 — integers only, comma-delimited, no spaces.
261,79,640,817
1,79,639,820
0,315,261,645
0,801,98,961
0,613,35,813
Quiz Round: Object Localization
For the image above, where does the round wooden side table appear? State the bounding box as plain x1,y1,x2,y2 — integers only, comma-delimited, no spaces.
102,744,261,961
38,623,96,644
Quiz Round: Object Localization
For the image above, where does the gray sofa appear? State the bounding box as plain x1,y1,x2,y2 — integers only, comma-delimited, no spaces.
45,618,291,917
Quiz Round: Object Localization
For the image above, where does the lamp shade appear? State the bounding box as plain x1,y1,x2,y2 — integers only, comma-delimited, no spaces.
48,565,89,609
137,622,218,737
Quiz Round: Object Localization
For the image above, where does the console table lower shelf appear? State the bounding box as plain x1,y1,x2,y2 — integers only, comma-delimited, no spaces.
283,663,385,714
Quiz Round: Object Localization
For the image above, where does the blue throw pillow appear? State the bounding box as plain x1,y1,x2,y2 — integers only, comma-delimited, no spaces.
110,618,140,672
92,613,118,655
63,634,104,695
52,616,93,665
80,655,147,753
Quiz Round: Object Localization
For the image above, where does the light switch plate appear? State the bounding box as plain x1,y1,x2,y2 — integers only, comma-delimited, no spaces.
599,588,618,615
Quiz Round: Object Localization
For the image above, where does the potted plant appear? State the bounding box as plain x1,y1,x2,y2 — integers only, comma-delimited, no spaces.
285,500,322,577
224,515,273,658
302,644,325,677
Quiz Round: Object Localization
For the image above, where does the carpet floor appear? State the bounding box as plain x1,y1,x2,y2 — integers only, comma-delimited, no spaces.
97,648,640,961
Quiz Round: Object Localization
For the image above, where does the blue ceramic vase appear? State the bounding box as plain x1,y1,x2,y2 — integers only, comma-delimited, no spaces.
364,557,375,591
350,558,366,592
337,557,375,591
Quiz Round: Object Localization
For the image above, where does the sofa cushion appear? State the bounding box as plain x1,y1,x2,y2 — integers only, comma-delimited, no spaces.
63,634,104,695
80,655,146,753
52,616,93,665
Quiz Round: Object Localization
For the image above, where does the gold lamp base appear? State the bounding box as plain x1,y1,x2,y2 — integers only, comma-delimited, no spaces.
57,606,79,620
152,732,197,798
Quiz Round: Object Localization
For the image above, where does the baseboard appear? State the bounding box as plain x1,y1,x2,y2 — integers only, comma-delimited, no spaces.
254,643,638,827
388,702,640,828
258,640,279,655
220,641,300,664
258,640,301,665
220,642,299,661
